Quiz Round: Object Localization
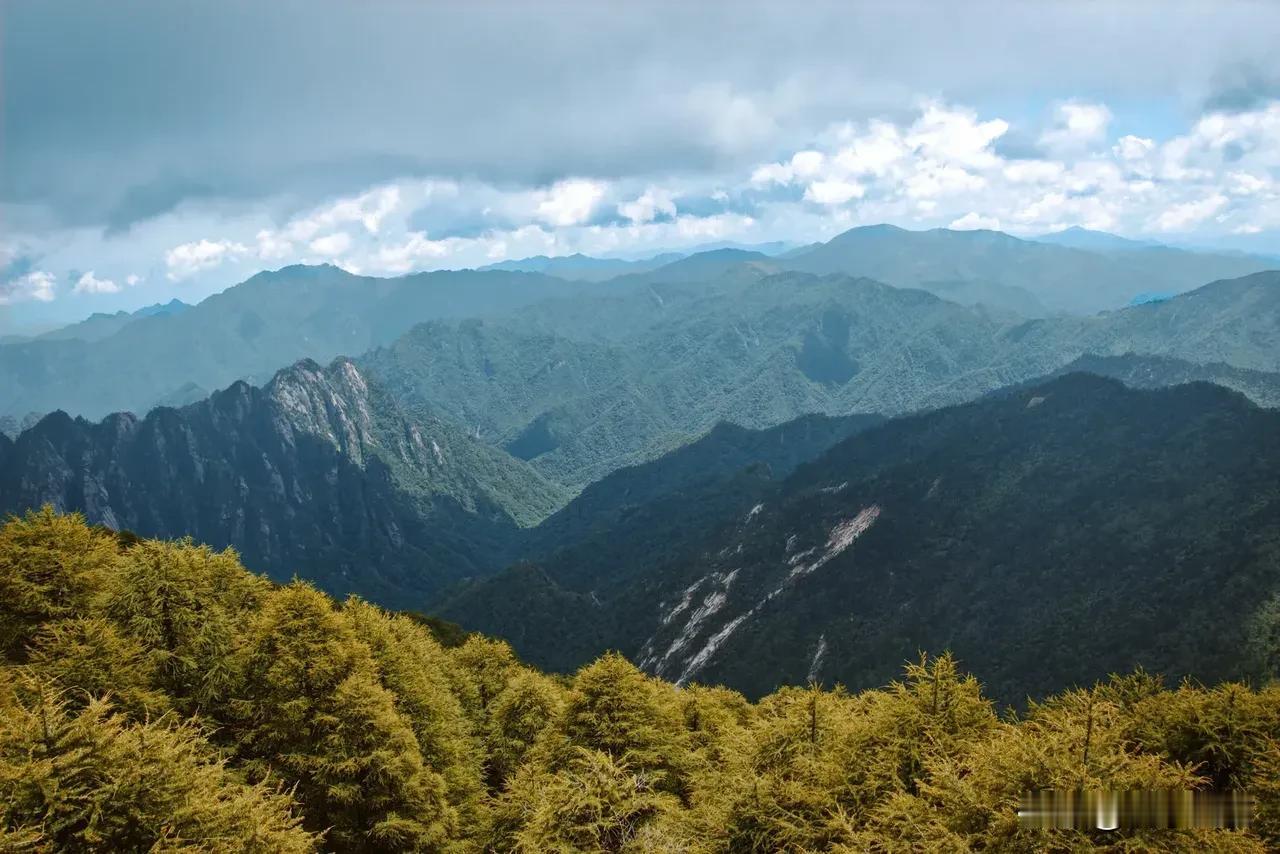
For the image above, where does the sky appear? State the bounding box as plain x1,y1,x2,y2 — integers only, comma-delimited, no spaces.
2,0,1280,331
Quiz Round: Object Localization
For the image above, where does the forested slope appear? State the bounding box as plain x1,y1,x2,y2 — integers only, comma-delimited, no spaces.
2,510,1277,851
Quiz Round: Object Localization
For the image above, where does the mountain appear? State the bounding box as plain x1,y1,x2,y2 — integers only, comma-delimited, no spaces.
364,268,1280,490
433,412,883,670
0,265,587,421
439,374,1280,704
0,358,566,607
1032,226,1158,251
1040,270,1280,373
478,252,679,281
778,224,1275,314
360,270,1041,488
37,298,192,343
0,412,42,440
1023,352,1280,408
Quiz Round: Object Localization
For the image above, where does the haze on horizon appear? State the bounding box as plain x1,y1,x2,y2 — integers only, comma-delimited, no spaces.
2,0,1279,330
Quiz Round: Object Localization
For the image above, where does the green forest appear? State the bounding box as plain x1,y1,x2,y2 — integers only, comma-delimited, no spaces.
3,508,1278,852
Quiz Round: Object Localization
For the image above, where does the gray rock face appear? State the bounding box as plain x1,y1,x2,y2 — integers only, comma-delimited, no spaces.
0,359,564,609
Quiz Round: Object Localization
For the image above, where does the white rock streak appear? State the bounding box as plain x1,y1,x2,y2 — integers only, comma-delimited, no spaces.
673,505,881,685
807,633,828,683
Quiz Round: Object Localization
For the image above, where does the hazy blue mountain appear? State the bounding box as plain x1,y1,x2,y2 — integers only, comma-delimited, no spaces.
1032,226,1159,251
0,265,589,420
360,271,1038,488
440,374,1280,703
477,252,680,281
36,298,192,343
364,268,1280,489
778,224,1274,314
0,358,565,606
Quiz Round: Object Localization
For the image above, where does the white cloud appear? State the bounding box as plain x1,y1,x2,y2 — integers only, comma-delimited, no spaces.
1114,134,1155,161
1149,194,1229,233
535,179,607,226
13,96,1274,314
286,185,402,241
308,232,352,256
125,274,142,287
256,230,295,260
949,212,1000,230
1040,102,1112,152
618,187,677,224
1234,223,1263,234
375,232,462,274
804,179,865,205
750,162,794,185
73,271,121,295
165,238,249,280
0,271,56,304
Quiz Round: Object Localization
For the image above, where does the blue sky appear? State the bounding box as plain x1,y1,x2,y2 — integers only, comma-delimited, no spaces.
2,0,1279,331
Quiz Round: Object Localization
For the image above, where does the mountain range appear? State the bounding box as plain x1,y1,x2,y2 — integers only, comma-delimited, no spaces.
3,225,1273,425
2,226,1278,703
436,373,1280,704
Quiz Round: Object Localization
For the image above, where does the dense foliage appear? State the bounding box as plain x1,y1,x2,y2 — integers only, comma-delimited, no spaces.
440,374,1280,704
2,508,1278,852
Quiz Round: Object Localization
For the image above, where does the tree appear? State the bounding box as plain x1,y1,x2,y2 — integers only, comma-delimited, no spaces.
25,616,170,720
486,669,564,790
234,582,447,851
105,538,270,710
0,508,118,660
0,674,313,852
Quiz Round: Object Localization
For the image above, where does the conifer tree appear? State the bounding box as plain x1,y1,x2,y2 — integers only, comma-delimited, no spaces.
234,582,447,850
485,668,565,790
0,508,119,659
105,538,270,709
25,616,170,719
0,674,314,852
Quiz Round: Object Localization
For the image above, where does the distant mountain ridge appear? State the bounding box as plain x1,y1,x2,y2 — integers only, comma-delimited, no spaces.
36,298,192,343
3,226,1274,424
778,224,1274,314
0,265,590,421
362,268,1280,488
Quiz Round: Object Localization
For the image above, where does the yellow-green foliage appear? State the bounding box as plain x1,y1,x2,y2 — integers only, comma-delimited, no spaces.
1,509,1278,852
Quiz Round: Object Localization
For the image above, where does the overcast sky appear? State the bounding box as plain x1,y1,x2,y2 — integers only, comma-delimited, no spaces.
2,0,1279,329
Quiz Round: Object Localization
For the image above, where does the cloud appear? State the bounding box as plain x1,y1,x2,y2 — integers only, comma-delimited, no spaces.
1149,194,1229,232
1204,63,1280,113
0,271,56,304
804,180,865,205
618,187,677,224
535,180,607,227
1040,102,1112,153
286,186,401,241
255,230,295,260
125,274,142,287
11,90,1280,322
949,212,1000,230
308,232,352,256
73,271,122,294
165,238,249,280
